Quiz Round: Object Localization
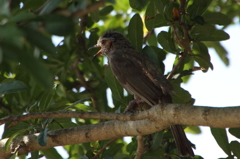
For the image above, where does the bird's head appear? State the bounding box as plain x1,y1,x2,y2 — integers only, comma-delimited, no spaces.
89,31,131,59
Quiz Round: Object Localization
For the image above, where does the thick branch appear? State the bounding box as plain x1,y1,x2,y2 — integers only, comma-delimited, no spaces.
1,104,240,158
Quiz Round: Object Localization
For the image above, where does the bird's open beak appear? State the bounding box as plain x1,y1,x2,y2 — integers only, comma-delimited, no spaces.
88,44,102,60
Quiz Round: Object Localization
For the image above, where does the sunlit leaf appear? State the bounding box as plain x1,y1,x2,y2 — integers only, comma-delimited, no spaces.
210,128,231,156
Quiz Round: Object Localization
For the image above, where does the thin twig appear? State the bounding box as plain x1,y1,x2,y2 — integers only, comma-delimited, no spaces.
0,110,151,125
166,53,185,80
91,138,118,159
167,0,191,80
135,136,144,159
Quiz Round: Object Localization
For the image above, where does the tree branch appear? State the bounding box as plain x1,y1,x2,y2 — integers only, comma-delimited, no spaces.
1,104,240,158
135,136,144,159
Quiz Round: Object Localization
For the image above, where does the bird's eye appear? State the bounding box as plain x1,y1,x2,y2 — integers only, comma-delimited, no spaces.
101,39,106,44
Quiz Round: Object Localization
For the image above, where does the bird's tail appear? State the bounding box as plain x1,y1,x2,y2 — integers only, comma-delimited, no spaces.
170,125,194,157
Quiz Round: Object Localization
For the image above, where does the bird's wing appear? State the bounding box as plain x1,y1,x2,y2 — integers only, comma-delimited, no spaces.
109,50,169,105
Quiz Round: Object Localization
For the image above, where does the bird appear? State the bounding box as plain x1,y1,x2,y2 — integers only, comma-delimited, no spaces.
90,31,194,157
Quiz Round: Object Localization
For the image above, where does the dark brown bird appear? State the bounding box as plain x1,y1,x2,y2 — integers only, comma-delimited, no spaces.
90,31,194,157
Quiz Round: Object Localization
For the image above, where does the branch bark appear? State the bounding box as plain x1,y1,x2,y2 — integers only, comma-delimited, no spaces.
1,104,240,158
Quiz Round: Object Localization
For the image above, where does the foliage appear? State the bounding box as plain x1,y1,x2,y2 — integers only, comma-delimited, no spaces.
0,0,240,158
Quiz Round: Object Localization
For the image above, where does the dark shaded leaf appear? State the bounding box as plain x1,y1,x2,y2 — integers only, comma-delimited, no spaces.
10,12,37,23
142,45,160,67
90,10,100,22
153,0,167,14
129,0,148,11
192,41,213,71
142,147,165,159
21,27,56,54
0,80,27,96
151,131,164,151
105,66,124,104
210,128,231,156
145,1,168,30
103,143,124,157
187,0,212,18
170,78,193,104
100,5,114,16
41,148,63,159
128,13,143,52
157,31,176,53
229,128,240,139
43,14,75,36
203,12,231,25
230,141,240,158
40,0,64,15
191,24,230,41
31,151,39,159
38,128,49,146
18,51,53,89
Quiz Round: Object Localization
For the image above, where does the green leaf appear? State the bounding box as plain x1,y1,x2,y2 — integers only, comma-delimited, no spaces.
103,143,124,157
192,41,213,71
105,66,124,104
128,13,143,52
187,0,212,18
90,9,100,22
145,2,168,31
142,45,160,67
185,126,201,134
40,0,64,15
191,24,230,41
41,148,63,159
100,5,114,16
230,141,240,159
142,147,165,159
151,131,164,151
204,41,229,66
74,104,97,112
153,0,167,14
9,12,37,23
129,0,148,11
157,31,176,53
0,80,27,96
210,128,231,156
38,128,49,146
203,12,231,25
31,151,39,159
170,78,194,104
43,14,75,36
21,27,56,54
229,128,240,139
18,51,53,89
144,1,168,30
